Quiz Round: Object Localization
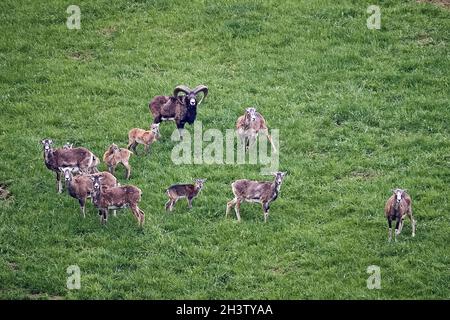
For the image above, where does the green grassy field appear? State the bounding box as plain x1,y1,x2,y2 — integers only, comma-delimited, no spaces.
0,0,449,299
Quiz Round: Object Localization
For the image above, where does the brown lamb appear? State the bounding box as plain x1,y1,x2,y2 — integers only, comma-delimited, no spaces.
236,107,277,152
127,124,160,156
165,179,206,212
103,143,133,179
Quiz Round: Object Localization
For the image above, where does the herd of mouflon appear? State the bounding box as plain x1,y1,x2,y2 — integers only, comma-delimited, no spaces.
41,85,416,241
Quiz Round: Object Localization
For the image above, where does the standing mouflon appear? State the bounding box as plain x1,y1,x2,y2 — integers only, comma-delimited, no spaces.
384,188,416,242
149,85,208,140
60,167,117,217
41,139,99,193
165,179,206,212
103,143,133,180
90,175,145,227
226,172,286,222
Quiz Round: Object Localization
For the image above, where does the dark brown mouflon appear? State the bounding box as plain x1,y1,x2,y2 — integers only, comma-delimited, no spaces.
149,85,208,140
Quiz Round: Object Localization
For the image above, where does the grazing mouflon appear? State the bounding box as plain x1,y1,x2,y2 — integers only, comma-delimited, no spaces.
384,188,416,242
165,179,206,212
41,139,99,193
90,175,145,226
226,172,286,222
103,143,133,179
149,85,208,140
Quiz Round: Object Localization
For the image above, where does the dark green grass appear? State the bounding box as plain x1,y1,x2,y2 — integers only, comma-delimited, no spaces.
0,0,449,299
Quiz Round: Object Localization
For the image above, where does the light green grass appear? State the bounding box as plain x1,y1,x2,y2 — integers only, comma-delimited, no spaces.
0,0,449,299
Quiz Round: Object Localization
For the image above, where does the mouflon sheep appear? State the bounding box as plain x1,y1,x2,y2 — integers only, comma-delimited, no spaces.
149,85,208,140
384,188,416,242
226,172,286,222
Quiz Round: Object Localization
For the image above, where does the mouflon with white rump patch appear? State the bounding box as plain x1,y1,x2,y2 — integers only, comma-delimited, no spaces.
90,175,145,227
149,85,208,140
384,188,416,242
41,139,99,193
103,143,133,179
165,179,206,212
60,167,118,218
226,172,286,222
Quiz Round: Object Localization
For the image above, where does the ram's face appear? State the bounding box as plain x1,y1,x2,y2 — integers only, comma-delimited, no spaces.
187,93,197,107
41,139,53,151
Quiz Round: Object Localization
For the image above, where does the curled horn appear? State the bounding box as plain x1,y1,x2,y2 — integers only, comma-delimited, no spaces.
173,85,191,98
192,85,208,105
